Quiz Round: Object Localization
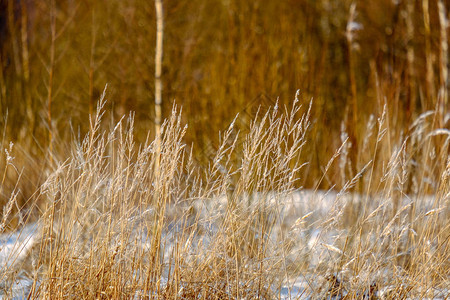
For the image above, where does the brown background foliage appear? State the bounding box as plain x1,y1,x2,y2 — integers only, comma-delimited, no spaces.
0,0,448,205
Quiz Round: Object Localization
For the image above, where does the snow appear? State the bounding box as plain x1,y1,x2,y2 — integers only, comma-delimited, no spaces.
0,190,447,299
0,224,38,299
0,224,37,269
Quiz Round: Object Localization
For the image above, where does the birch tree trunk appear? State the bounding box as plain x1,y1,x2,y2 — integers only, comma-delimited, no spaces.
155,0,163,152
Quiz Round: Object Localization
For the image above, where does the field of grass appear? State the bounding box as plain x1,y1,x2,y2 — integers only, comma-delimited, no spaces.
0,0,449,299
1,92,448,298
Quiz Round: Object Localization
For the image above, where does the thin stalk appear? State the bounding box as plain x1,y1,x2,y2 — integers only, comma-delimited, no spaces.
89,9,97,116
47,0,56,164
437,0,448,128
21,0,32,130
154,0,163,178
422,0,435,103
405,0,415,125
346,2,359,177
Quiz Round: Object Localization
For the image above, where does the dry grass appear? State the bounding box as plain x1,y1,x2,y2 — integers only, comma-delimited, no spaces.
1,0,449,197
0,89,448,299
0,1,449,298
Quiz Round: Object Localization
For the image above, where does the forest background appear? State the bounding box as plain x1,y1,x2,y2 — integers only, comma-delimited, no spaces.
0,0,448,213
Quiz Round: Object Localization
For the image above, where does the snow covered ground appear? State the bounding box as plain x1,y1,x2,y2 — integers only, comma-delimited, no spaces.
0,190,447,299
0,224,38,299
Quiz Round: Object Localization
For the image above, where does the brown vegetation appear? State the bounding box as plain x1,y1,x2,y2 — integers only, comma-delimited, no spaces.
0,0,448,298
